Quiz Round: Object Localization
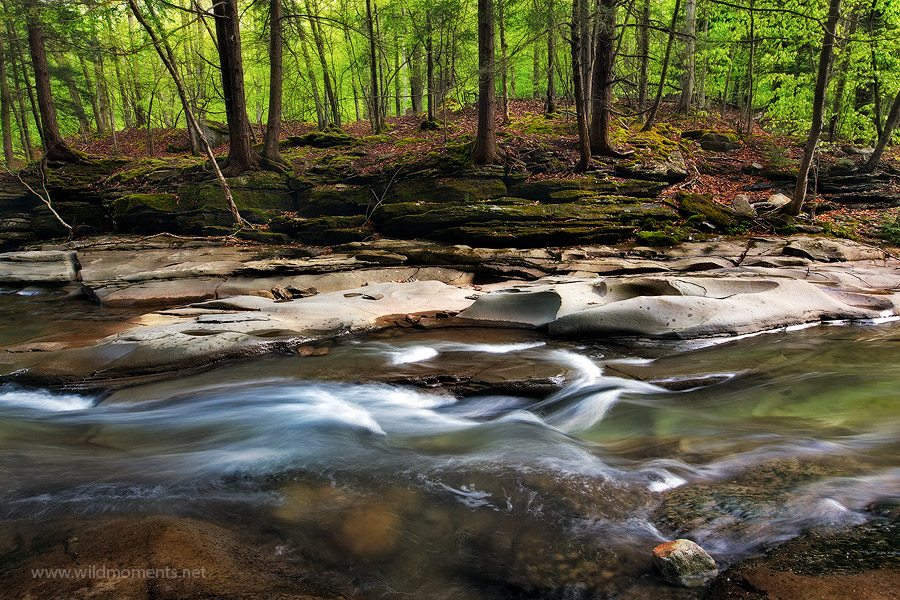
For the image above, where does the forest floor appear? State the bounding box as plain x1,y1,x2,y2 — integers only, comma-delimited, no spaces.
64,97,900,247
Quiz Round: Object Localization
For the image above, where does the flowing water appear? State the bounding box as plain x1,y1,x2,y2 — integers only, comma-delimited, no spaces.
2,289,900,597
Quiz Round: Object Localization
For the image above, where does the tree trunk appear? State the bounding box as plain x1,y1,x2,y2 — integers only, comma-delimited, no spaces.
863,87,900,172
410,39,423,113
827,10,856,142
570,0,590,171
213,0,258,175
637,0,649,112
78,54,104,133
498,0,510,124
304,0,341,129
26,15,81,163
365,0,383,133
426,10,435,122
546,2,557,114
8,27,35,159
129,0,247,227
676,0,696,114
744,0,755,134
699,3,708,108
262,0,284,165
589,0,619,155
787,0,843,216
472,0,498,164
127,12,146,127
57,54,91,137
0,25,15,164
642,0,681,131
296,15,326,129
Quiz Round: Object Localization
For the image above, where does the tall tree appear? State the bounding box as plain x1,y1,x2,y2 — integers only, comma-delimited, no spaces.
472,0,498,164
366,0,384,133
642,0,681,131
213,0,258,175
570,0,590,171
0,23,14,165
545,0,557,113
261,0,285,166
787,0,843,216
589,0,621,155
26,9,81,163
676,0,696,114
863,87,900,173
636,0,649,112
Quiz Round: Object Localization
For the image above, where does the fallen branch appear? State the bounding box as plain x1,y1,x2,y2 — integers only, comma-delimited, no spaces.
8,164,73,236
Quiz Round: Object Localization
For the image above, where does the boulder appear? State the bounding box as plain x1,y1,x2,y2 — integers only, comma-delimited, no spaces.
783,237,885,262
0,250,78,283
615,151,689,183
652,539,718,587
768,192,792,207
548,276,884,339
732,194,756,217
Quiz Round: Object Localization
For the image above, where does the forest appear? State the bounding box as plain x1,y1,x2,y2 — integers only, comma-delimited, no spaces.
0,0,897,245
4,0,898,162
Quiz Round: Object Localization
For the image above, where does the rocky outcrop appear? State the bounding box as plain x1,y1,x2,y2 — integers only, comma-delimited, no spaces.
0,250,78,283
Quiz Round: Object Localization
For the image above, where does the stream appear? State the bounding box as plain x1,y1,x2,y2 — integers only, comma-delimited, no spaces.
2,288,900,598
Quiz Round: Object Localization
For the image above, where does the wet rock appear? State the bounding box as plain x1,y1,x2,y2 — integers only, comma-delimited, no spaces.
0,250,78,283
707,519,900,600
653,539,718,587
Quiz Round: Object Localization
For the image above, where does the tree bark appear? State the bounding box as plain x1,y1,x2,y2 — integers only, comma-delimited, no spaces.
863,87,900,173
787,0,843,216
472,0,498,164
546,2,557,113
676,0,696,114
365,0,383,133
304,0,341,129
637,0,649,112
642,0,681,131
26,14,81,163
498,0,510,124
7,25,35,159
129,0,247,227
262,0,284,165
589,0,618,155
570,0,590,171
295,14,326,129
426,10,435,122
213,0,258,175
410,38,423,113
57,54,91,137
0,24,15,164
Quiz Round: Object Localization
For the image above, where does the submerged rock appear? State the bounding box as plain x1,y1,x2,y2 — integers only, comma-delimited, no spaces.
653,539,718,587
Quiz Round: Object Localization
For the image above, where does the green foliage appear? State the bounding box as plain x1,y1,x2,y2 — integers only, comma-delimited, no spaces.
878,212,900,245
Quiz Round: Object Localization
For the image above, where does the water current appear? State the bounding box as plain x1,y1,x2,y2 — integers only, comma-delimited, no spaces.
1,288,899,597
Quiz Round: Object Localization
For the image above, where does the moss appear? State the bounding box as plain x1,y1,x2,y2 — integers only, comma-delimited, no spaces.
111,193,179,217
362,133,393,144
635,229,685,246
682,129,741,143
108,158,171,183
283,131,356,149
396,137,427,147
677,191,747,229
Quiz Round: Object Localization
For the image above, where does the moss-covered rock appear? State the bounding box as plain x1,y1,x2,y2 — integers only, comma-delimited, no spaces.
269,214,370,245
299,185,373,216
283,131,356,148
676,192,748,231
